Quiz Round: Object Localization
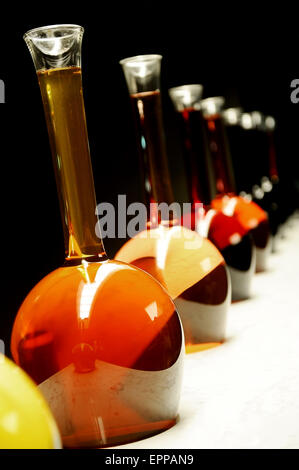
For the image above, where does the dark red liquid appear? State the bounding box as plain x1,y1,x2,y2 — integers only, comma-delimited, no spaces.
130,91,174,217
179,262,228,304
204,114,236,195
225,123,284,235
176,107,216,205
175,107,254,274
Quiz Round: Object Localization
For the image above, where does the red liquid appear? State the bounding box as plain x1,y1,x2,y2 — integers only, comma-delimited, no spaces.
130,91,175,220
177,107,216,205
176,107,254,275
204,114,236,195
203,113,270,254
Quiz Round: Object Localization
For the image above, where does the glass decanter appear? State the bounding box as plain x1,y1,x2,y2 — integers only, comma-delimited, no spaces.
10,25,184,449
200,97,271,272
116,55,231,353
168,85,255,300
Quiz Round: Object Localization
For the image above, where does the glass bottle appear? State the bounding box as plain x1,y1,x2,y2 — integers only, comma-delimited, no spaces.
221,108,247,193
200,97,271,272
0,355,61,449
168,85,255,300
223,109,283,249
264,115,287,228
250,113,294,227
116,55,231,353
10,25,184,449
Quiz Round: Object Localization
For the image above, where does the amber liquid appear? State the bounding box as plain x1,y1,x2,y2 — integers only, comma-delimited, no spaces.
37,67,102,261
12,67,184,448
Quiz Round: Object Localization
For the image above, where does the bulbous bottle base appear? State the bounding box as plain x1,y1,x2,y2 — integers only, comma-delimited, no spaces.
39,351,184,448
220,234,256,301
255,237,272,272
228,248,256,301
250,219,271,272
175,263,230,352
115,226,230,353
11,259,184,448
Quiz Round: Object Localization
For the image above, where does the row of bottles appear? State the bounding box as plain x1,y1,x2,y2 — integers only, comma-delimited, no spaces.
2,24,291,449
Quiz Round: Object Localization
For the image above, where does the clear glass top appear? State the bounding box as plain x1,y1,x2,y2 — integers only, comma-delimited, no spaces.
251,111,264,129
119,54,162,94
168,84,203,111
222,107,243,125
264,115,276,130
200,96,225,117
240,112,254,130
24,24,84,71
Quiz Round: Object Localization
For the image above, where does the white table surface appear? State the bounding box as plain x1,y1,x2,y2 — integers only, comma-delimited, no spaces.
119,213,299,449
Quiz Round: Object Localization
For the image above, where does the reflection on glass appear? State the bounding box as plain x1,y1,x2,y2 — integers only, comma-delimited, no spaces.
11,25,184,448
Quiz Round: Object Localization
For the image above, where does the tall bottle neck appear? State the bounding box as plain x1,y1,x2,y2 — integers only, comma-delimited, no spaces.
38,66,106,263
203,113,236,196
130,90,175,225
178,107,216,206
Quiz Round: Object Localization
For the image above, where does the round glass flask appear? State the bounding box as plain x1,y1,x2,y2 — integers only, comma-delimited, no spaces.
116,55,231,352
10,25,184,449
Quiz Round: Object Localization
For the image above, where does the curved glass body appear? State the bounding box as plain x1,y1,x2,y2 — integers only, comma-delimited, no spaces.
11,25,184,448
169,86,256,300
115,225,230,352
0,355,61,449
200,97,271,272
118,57,231,352
11,259,183,448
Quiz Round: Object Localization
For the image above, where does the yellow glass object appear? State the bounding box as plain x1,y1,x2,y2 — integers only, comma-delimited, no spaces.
0,355,61,449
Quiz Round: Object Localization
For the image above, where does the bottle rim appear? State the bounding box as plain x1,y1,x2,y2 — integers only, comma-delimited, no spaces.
119,54,162,66
168,84,203,93
23,24,84,41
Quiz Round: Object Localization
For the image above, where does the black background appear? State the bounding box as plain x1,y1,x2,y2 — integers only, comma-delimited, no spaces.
1,3,299,353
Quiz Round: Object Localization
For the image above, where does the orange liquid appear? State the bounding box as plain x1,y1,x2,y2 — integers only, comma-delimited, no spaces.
115,226,230,353
11,259,183,448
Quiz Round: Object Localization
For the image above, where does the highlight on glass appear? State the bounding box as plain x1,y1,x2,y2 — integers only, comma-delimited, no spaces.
11,25,184,449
